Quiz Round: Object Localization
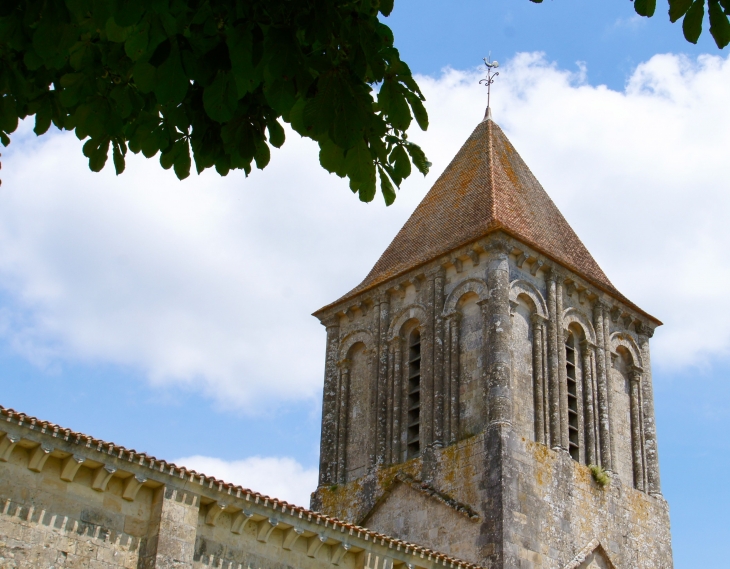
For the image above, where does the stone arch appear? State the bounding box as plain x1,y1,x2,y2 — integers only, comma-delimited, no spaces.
338,329,374,362
387,304,427,341
509,279,547,319
562,307,596,344
610,332,643,369
443,278,488,315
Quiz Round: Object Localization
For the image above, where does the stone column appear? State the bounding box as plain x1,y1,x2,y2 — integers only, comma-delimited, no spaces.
422,275,435,447
531,314,547,445
385,342,395,464
546,271,561,449
139,486,200,569
602,304,616,471
637,328,662,495
449,313,461,444
486,245,513,427
629,366,646,491
433,270,446,447
593,302,612,470
391,337,403,463
336,360,350,483
319,317,340,486
376,295,390,465
581,342,597,467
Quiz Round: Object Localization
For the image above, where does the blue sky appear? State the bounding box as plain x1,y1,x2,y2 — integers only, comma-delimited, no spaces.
1,2,729,567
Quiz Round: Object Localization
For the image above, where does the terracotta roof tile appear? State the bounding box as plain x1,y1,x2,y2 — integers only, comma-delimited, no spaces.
318,118,658,324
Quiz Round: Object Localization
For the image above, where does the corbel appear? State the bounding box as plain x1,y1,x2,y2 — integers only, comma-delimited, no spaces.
345,307,357,322
565,281,577,297
28,444,53,472
358,300,371,316
91,465,117,491
122,474,147,501
0,433,19,462
231,510,254,534
509,300,519,316
452,258,463,273
307,533,328,558
610,306,621,323
256,518,279,543
578,289,589,305
205,502,227,526
282,527,305,550
529,259,544,276
515,251,528,268
331,542,351,565
412,274,425,292
468,249,481,267
60,454,86,482
622,313,634,329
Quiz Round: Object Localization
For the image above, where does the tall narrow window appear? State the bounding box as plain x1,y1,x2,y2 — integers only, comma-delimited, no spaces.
565,332,580,461
407,330,421,458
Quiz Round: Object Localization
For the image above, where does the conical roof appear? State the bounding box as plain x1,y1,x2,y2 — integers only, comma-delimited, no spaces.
318,117,657,322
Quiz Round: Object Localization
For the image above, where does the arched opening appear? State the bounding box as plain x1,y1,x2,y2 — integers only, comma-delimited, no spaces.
407,329,422,458
345,342,371,481
512,294,537,442
458,292,483,437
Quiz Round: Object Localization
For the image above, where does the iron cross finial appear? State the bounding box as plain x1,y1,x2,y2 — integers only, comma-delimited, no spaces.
479,54,499,119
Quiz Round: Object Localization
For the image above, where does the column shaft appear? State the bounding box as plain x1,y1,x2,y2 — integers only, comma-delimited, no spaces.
603,307,616,470
546,275,561,448
319,320,340,486
486,250,512,426
433,272,446,447
391,340,403,463
581,344,597,466
385,344,395,464
629,371,645,491
376,297,390,465
531,315,546,445
593,303,612,470
337,365,350,483
422,276,435,446
638,332,661,495
449,315,461,444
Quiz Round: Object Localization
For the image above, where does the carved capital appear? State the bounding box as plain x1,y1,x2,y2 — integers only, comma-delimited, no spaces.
484,237,511,257
580,340,596,354
531,313,548,325
337,358,351,371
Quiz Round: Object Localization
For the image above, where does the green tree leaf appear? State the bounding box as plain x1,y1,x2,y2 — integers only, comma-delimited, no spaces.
154,49,188,104
345,140,376,201
669,0,694,22
378,166,396,205
203,71,238,123
635,0,657,17
173,141,191,180
112,141,126,175
267,120,285,148
683,0,706,43
319,137,347,178
709,0,730,47
405,142,431,176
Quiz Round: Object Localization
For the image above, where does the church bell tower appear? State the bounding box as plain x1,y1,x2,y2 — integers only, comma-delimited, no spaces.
311,111,673,569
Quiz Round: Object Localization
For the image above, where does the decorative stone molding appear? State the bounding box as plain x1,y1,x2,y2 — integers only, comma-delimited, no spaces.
387,304,427,341
338,329,375,361
562,307,597,344
442,277,488,315
509,279,548,318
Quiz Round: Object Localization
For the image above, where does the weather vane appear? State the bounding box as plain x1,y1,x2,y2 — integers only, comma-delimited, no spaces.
479,54,499,116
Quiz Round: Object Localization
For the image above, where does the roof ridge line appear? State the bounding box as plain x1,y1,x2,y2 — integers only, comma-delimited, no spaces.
486,119,496,222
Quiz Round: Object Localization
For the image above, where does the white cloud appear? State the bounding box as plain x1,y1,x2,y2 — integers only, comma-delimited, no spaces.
0,51,727,409
173,454,318,508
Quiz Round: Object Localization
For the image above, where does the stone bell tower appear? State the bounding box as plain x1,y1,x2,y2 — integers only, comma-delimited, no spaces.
311,111,673,569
